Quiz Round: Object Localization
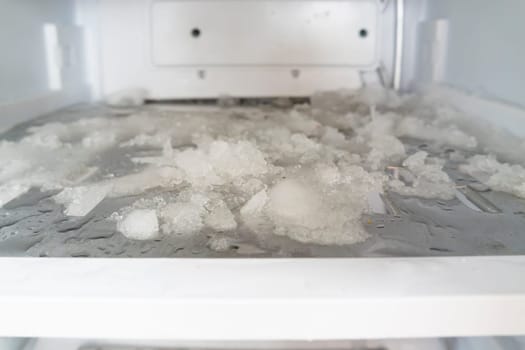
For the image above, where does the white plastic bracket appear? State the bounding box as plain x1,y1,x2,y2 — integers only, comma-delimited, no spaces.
418,19,450,83
44,23,62,91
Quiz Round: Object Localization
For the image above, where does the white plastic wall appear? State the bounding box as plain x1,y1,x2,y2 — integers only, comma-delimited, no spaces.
425,0,525,109
91,0,393,100
396,0,525,138
401,0,525,110
0,0,76,103
0,0,89,131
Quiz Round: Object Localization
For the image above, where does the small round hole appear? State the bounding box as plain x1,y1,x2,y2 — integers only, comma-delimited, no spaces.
359,28,368,38
191,28,201,38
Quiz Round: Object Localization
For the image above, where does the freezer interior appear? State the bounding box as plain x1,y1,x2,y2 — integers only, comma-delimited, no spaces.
1,0,525,258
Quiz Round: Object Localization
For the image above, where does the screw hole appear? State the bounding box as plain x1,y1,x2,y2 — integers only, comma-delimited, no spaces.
191,28,201,38
291,69,300,78
359,28,368,38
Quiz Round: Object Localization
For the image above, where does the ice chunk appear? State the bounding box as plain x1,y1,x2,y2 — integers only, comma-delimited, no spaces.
354,114,406,170
55,185,110,216
315,163,342,185
161,201,205,235
117,209,159,240
0,183,30,207
232,178,265,197
0,159,31,183
320,126,347,148
366,134,406,170
108,167,184,197
395,116,477,150
240,189,270,233
172,140,268,187
208,140,268,179
389,151,456,200
160,193,209,235
460,155,525,198
267,179,323,225
174,149,222,187
21,124,65,149
285,110,321,136
404,151,430,172
237,162,382,245
241,189,269,217
63,166,98,185
355,85,404,109
264,174,372,245
255,128,322,164
204,200,237,232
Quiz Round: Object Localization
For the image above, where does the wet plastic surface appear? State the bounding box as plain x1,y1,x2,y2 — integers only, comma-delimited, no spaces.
1,104,524,258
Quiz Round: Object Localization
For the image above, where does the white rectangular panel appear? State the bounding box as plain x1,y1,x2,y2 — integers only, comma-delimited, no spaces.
97,0,382,98
1,257,525,339
151,0,378,67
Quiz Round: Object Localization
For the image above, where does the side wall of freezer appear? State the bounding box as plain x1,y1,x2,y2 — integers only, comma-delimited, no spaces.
404,0,525,109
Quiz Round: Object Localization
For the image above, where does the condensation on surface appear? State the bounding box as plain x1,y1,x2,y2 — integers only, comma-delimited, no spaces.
0,87,525,257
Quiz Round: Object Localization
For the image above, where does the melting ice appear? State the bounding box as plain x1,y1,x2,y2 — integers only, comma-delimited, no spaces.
1,87,524,247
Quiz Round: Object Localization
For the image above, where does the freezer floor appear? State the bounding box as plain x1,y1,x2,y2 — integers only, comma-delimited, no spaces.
0,103,524,258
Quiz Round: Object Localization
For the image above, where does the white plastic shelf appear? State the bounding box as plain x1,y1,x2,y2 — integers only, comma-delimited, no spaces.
0,256,524,340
